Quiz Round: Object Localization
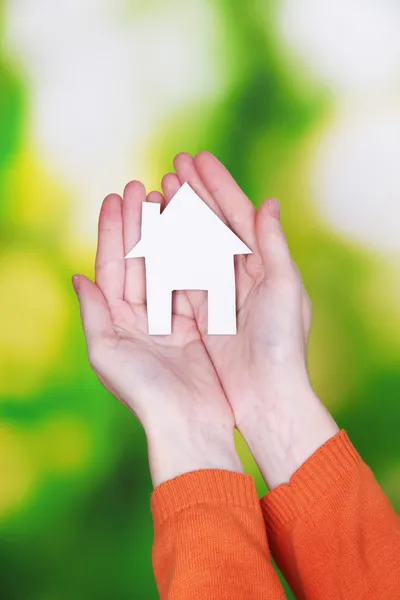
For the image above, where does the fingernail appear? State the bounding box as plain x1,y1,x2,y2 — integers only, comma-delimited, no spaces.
72,275,79,293
267,198,280,219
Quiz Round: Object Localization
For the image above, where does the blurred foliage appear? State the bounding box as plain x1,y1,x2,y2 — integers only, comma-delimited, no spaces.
0,1,399,599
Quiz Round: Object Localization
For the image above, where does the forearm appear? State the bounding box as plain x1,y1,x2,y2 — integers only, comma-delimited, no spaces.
260,431,400,600
146,420,243,488
151,469,287,600
237,367,339,490
148,421,287,599
238,375,400,599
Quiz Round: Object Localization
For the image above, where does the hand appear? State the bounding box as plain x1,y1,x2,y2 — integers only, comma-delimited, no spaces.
73,183,242,488
160,152,338,489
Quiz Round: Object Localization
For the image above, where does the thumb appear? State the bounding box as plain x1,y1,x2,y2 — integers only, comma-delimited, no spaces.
72,275,115,352
255,198,292,277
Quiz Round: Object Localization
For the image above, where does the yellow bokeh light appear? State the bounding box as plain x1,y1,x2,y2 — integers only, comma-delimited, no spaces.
0,425,37,521
0,250,69,398
357,259,400,360
4,150,69,234
308,309,354,409
0,417,92,522
35,416,92,473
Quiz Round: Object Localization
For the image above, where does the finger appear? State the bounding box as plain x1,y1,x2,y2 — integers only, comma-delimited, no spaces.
161,172,181,203
302,288,312,342
95,193,125,303
147,190,164,207
173,152,227,222
72,274,115,356
123,181,146,305
255,198,292,278
194,151,256,249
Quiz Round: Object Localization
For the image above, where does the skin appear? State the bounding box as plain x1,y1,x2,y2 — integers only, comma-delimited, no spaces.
73,152,338,490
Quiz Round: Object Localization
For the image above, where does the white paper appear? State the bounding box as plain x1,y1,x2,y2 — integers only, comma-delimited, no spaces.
125,182,252,335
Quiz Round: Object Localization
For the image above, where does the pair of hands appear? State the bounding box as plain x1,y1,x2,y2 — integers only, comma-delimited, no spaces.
73,151,338,489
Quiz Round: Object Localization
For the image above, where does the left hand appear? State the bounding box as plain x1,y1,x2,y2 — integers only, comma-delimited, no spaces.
73,182,242,488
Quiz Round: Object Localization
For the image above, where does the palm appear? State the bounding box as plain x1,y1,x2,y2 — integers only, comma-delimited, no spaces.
79,182,231,429
162,152,308,422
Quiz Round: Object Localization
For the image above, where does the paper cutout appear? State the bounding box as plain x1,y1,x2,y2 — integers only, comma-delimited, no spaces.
125,182,252,335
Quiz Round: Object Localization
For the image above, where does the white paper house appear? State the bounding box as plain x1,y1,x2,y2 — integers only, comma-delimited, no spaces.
125,182,252,335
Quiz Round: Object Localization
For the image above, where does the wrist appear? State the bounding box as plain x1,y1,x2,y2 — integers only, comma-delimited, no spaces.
237,372,339,490
146,422,243,489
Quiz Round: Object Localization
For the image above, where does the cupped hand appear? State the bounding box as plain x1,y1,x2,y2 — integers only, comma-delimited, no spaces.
73,182,242,487
161,152,338,488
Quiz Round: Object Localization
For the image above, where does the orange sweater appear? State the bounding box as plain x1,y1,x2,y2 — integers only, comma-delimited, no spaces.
151,431,400,599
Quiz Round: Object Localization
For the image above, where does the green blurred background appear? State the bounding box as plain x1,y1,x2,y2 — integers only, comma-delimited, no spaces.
1,1,399,598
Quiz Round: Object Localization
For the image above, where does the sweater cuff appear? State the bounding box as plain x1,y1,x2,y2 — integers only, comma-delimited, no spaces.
261,430,361,533
151,469,259,530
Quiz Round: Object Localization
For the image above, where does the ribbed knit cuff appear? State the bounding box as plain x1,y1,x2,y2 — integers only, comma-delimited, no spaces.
261,430,361,534
151,469,259,530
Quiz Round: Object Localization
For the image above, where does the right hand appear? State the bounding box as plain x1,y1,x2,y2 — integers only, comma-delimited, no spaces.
161,152,338,489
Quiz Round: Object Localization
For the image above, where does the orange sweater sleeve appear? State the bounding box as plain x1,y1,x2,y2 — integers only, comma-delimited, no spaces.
151,469,287,600
261,430,400,600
